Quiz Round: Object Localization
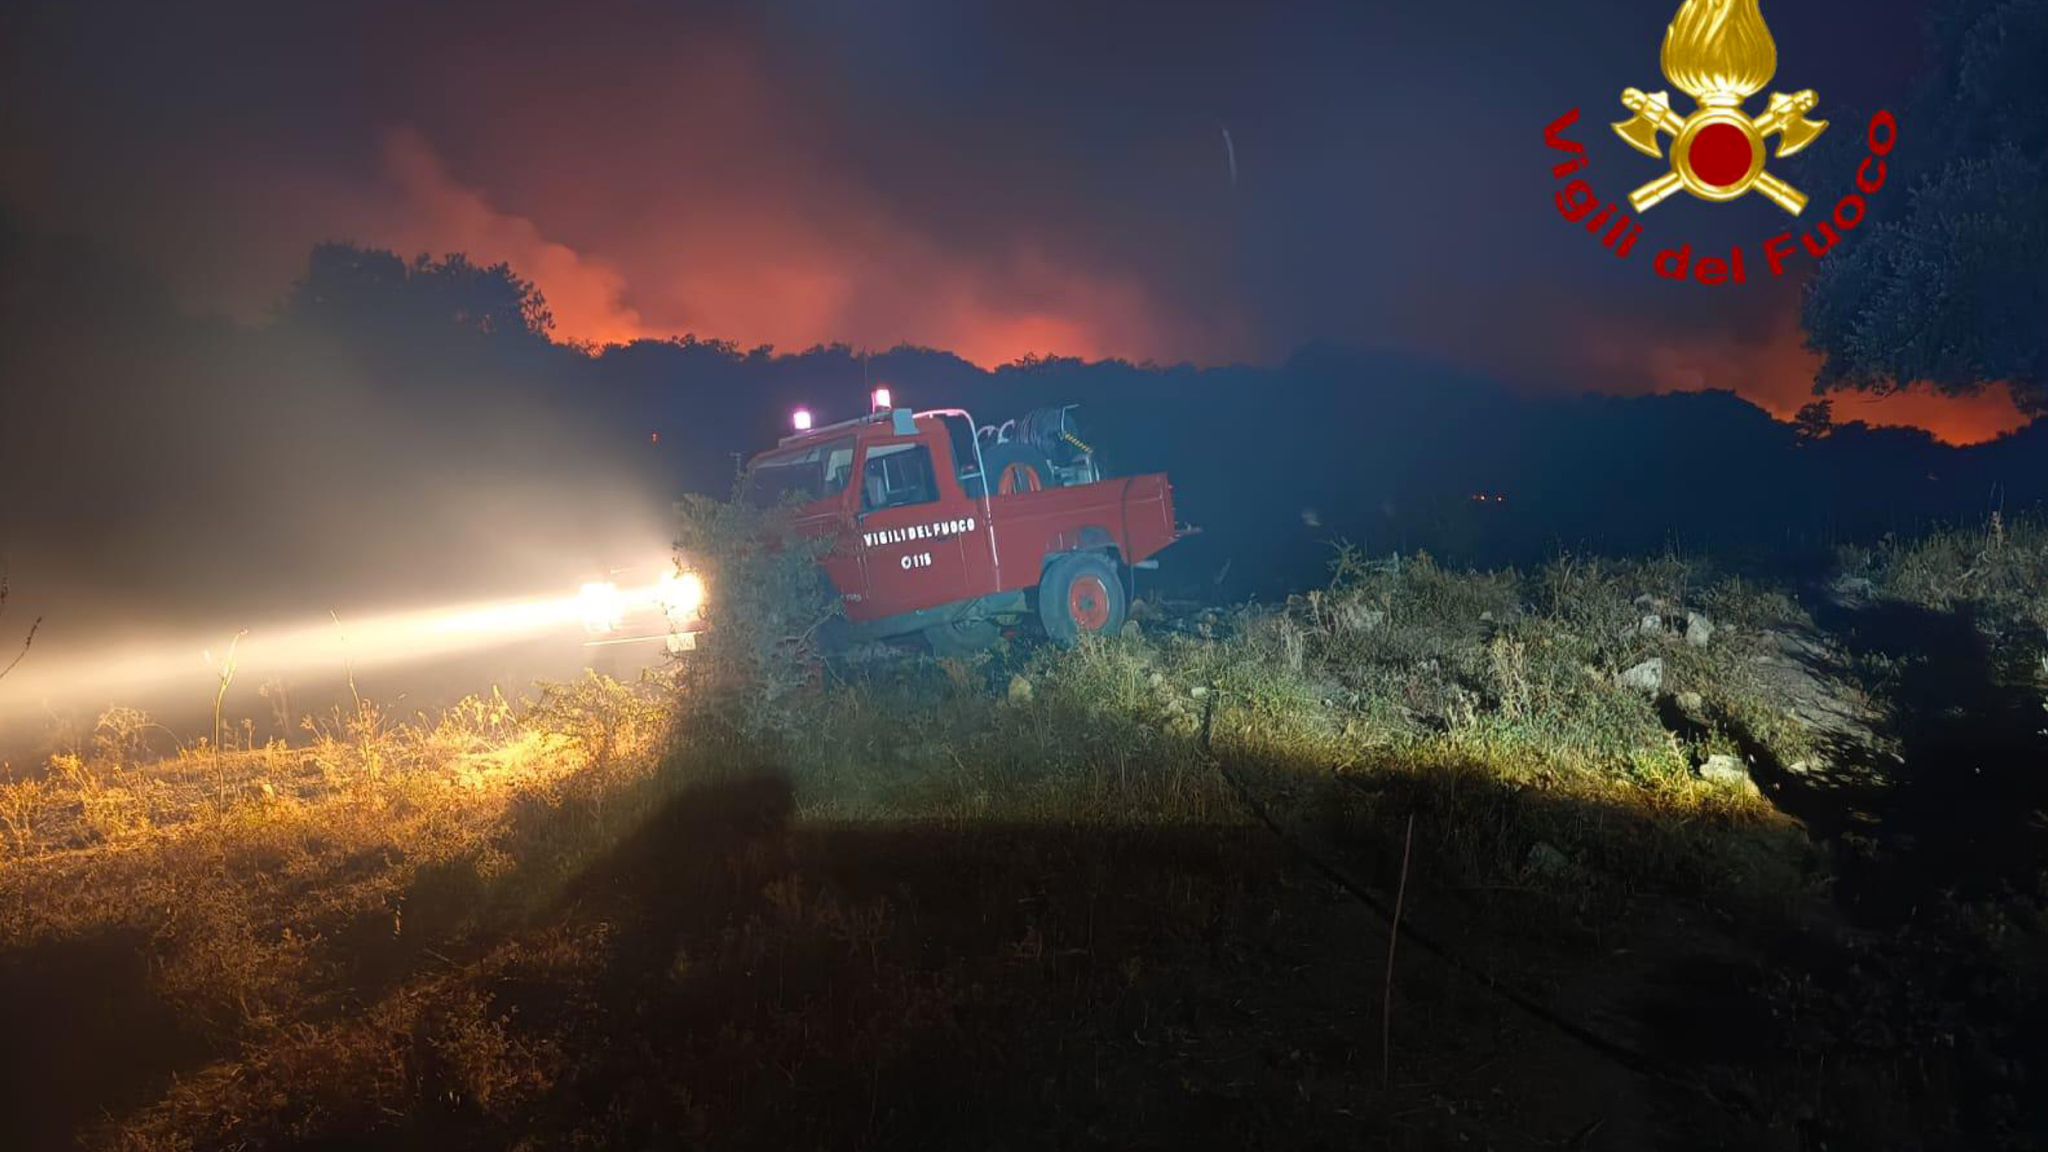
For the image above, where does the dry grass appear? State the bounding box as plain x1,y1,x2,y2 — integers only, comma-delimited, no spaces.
1199,550,1802,823
1850,512,2048,626
10,528,2014,1150
713,544,1816,922
0,673,673,1042
1848,513,2048,715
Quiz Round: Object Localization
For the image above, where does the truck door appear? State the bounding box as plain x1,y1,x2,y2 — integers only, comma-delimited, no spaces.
852,434,986,619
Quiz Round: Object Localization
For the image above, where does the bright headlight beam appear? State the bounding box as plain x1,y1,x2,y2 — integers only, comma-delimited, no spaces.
578,581,626,633
2,587,616,716
658,569,706,619
0,548,699,722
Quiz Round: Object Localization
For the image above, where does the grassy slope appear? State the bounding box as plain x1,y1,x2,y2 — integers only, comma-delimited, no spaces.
1,528,2042,1150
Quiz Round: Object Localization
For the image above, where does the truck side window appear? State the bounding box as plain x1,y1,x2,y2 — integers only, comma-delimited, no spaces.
861,443,938,511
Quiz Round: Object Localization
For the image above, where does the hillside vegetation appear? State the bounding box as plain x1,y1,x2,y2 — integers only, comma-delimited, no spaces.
1,517,2042,1150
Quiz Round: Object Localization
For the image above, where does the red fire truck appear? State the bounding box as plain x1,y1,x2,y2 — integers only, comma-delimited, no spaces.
737,401,1190,654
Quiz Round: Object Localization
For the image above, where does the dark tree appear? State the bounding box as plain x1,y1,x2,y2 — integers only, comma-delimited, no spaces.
1802,0,2048,413
285,243,555,342
1793,399,1835,442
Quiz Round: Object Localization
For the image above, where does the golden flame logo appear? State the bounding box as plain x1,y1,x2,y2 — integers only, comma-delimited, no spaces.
1613,0,1825,214
1664,0,1776,106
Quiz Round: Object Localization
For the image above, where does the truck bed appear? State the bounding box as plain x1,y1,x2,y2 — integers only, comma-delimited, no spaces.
984,473,1179,594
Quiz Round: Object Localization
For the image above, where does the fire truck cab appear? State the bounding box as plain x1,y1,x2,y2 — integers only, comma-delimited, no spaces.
741,405,1186,654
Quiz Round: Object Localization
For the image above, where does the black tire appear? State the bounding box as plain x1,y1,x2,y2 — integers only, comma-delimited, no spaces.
981,440,1057,493
924,615,1003,658
1038,553,1126,645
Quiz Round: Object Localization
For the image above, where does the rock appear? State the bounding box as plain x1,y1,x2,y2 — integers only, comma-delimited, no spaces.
1773,631,1829,662
1699,753,1760,796
1639,613,1665,635
1119,619,1143,640
1830,574,1876,603
1699,753,1747,785
1525,841,1572,878
1685,611,1715,648
1615,657,1664,696
1676,690,1705,714
1007,675,1034,704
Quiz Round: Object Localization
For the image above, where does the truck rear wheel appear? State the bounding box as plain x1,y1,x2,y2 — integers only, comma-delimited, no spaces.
1038,553,1125,645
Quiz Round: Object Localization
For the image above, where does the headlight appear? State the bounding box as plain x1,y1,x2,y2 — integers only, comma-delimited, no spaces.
659,569,706,620
578,581,624,633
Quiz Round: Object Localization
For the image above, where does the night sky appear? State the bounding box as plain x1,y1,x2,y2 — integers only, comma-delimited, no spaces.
0,0,2029,442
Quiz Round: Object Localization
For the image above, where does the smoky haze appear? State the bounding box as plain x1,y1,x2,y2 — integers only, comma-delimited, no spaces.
0,231,675,737
5,222,2048,751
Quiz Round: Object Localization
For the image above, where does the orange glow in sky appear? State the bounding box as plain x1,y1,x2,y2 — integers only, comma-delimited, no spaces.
159,113,2035,434
1593,311,2031,447
366,118,1193,370
387,131,2031,435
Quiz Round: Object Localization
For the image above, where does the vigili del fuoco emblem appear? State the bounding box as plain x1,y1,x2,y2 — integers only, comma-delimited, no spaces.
1611,0,1828,214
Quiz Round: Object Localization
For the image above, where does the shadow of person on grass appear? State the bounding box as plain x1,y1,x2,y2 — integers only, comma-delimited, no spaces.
1735,599,2048,926
1714,597,2048,1152
0,930,215,1151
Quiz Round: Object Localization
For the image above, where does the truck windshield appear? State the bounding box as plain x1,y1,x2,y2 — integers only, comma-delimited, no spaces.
742,437,855,508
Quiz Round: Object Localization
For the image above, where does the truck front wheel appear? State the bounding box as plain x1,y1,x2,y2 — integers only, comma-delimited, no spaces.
1038,553,1126,645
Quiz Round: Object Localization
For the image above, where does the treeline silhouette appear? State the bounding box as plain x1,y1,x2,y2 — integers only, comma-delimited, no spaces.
2,229,2042,643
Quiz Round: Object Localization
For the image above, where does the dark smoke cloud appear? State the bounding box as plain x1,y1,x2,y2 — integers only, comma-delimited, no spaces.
4,0,2014,443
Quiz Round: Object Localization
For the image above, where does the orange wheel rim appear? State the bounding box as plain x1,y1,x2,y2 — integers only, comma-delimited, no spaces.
1069,574,1111,631
999,463,1042,495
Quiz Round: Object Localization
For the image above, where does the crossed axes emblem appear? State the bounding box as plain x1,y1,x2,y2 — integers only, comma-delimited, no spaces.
1612,87,1828,214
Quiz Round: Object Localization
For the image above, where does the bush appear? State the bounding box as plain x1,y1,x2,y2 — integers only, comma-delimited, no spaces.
1862,514,2048,634
528,672,668,773
671,493,840,740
